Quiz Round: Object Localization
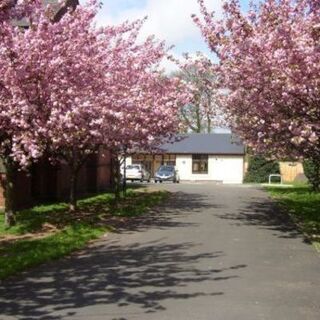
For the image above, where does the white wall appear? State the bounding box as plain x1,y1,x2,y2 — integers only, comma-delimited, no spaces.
176,155,243,184
210,156,244,184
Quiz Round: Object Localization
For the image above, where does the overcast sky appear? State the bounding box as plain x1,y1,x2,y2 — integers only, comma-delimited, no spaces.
80,0,253,71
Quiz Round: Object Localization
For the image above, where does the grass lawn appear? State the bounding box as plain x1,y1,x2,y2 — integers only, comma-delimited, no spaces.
0,189,168,280
266,184,320,250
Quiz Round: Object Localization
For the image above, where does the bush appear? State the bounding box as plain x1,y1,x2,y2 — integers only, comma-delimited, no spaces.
244,156,280,183
303,159,320,192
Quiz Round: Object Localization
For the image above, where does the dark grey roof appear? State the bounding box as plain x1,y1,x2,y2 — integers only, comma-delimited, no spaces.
159,133,245,155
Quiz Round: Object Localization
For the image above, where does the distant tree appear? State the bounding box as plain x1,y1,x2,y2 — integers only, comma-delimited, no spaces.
174,52,225,133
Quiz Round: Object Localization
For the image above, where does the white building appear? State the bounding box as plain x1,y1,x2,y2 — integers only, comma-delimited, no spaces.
126,133,245,184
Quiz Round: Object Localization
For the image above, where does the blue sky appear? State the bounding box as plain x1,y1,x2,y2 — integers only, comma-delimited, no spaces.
81,0,254,71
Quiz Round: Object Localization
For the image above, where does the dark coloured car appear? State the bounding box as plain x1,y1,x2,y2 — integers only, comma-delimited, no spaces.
154,165,180,183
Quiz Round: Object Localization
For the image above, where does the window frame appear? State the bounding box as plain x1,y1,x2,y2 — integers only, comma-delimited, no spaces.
192,154,209,174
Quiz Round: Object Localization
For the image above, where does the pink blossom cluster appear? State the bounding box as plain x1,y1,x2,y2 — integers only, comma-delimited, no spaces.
193,0,320,159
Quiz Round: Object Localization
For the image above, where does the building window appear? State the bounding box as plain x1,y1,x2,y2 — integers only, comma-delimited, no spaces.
163,154,176,166
192,154,208,174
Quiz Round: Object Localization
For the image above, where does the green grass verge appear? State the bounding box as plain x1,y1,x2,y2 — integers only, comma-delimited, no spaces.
266,185,320,249
0,190,168,280
0,224,106,280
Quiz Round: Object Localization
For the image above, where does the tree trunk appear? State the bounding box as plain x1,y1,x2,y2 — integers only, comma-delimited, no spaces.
122,154,127,197
112,154,121,201
3,158,16,227
67,148,84,212
207,114,212,133
196,105,202,133
69,169,78,212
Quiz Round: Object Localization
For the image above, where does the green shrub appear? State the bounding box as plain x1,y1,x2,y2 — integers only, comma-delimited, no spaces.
244,156,280,183
303,159,320,192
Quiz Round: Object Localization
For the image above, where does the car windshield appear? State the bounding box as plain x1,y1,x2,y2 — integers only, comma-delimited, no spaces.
158,166,174,173
126,165,140,170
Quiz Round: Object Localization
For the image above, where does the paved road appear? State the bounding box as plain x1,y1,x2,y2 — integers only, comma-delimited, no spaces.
0,184,319,320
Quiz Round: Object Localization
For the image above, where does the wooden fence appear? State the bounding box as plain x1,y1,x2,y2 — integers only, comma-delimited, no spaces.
279,161,306,183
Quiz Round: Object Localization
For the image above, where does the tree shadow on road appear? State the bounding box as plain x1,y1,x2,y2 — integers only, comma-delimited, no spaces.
0,191,241,320
0,240,246,320
110,191,223,234
216,196,303,240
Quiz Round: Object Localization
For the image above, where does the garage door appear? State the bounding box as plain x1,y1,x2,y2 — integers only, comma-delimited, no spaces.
212,157,244,184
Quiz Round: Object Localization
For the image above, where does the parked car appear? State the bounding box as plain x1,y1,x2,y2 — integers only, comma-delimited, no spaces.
124,164,151,182
154,165,180,183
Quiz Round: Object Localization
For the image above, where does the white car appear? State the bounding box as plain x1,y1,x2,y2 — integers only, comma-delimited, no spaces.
124,164,151,182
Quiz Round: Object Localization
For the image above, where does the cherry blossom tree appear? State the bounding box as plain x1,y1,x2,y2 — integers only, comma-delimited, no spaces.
0,1,114,220
173,52,225,133
193,0,320,189
0,0,46,226
1,0,187,221
100,33,189,197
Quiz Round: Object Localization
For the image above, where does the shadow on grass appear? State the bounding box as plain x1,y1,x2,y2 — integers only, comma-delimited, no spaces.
0,190,162,236
0,224,107,279
267,186,320,240
0,193,114,236
0,239,246,319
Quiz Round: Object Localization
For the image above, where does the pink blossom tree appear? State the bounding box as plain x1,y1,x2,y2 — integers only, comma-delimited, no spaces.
99,32,189,197
0,1,122,220
0,0,47,226
193,0,320,189
1,3,157,212
1,0,187,221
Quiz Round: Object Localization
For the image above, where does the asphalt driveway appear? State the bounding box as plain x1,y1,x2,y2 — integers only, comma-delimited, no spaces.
0,184,319,320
